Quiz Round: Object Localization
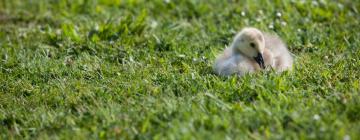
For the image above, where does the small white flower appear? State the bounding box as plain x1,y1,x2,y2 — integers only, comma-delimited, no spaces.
276,12,282,17
56,29,62,35
343,135,350,140
281,21,287,26
129,56,134,62
324,56,329,60
241,11,246,16
268,24,274,29
312,1,319,6
256,18,262,22
313,114,320,120
178,54,186,58
150,20,158,28
94,24,99,31
201,56,206,60
258,10,264,15
337,3,344,10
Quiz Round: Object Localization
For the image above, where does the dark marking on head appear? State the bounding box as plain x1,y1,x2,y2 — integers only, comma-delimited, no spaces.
250,42,256,48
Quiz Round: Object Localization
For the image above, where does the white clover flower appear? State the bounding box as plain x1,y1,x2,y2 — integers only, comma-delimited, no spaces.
150,20,158,28
313,114,320,120
178,54,186,58
343,135,350,140
276,12,282,17
241,11,246,16
269,23,274,29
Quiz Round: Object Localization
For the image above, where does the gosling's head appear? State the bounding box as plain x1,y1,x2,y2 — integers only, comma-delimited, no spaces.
231,27,266,69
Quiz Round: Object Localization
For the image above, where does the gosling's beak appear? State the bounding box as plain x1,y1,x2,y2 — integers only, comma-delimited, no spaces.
254,53,265,69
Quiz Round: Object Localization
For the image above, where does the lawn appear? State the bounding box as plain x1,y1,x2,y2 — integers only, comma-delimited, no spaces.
0,0,359,139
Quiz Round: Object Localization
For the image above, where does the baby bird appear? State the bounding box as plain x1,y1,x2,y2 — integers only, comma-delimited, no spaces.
213,27,293,76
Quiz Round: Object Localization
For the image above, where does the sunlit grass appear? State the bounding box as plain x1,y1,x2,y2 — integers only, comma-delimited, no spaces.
0,0,359,139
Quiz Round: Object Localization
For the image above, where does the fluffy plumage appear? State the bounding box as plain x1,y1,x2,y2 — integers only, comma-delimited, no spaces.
213,27,293,76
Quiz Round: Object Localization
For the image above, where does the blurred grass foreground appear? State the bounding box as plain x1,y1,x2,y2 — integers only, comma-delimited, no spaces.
0,0,360,139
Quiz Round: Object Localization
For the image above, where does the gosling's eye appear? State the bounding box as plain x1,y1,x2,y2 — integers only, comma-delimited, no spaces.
250,43,256,48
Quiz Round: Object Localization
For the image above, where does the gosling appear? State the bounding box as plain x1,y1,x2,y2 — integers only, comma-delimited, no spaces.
213,27,293,76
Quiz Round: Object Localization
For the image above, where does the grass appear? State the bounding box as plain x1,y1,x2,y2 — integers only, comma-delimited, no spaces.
0,0,359,139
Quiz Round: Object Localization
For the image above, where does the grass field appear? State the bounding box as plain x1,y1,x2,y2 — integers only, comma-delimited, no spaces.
1,0,360,139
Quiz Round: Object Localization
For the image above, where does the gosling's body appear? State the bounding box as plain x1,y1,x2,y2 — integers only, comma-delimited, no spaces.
213,47,274,76
214,27,293,76
263,33,293,71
